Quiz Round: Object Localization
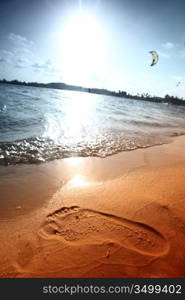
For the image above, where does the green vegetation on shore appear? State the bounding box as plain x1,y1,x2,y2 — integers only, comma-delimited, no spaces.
0,78,185,106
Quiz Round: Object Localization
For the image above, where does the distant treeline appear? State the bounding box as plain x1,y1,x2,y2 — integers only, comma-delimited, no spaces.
0,78,185,106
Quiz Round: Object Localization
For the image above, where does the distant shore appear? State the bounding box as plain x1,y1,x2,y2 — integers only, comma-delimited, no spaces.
1,135,185,277
1,79,185,106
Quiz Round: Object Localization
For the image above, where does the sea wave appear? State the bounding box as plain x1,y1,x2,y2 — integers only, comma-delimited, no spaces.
0,133,179,165
1,85,185,165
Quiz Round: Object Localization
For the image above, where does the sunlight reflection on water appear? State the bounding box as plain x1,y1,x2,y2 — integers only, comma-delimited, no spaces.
43,92,97,144
1,85,185,165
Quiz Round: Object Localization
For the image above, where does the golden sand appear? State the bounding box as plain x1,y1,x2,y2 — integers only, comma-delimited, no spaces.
1,136,185,277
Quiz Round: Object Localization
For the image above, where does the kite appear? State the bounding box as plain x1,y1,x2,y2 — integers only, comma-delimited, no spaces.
149,51,159,66
176,81,181,87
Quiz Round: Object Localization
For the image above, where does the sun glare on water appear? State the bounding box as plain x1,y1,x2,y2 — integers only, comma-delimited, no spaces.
60,11,107,86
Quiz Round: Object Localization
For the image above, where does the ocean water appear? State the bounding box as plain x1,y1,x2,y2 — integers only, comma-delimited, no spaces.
0,83,185,165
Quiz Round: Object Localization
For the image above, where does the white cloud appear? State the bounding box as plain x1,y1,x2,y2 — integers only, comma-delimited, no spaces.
0,32,59,79
0,49,13,57
0,32,62,82
0,49,14,63
161,42,175,49
32,62,47,69
9,33,26,43
5,32,36,68
8,33,34,47
14,58,31,69
32,59,58,73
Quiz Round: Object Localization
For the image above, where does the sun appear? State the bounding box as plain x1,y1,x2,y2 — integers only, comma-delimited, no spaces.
60,12,107,86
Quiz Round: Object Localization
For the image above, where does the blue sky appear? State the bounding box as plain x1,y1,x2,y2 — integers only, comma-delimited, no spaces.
0,0,185,97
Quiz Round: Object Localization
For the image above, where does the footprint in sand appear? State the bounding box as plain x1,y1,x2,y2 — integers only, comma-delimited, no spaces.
39,206,169,257
15,240,36,269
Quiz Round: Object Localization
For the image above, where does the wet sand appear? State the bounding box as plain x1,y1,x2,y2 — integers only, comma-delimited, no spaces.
1,136,185,277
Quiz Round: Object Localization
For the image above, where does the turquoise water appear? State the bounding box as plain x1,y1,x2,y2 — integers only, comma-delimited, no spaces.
0,83,185,165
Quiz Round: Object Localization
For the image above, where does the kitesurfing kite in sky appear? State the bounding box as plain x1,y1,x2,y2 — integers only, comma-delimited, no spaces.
149,51,159,66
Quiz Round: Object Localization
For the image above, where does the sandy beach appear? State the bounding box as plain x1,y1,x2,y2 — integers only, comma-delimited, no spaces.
1,135,185,278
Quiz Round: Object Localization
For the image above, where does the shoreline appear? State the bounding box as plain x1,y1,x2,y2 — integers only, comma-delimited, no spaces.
1,81,185,106
1,135,185,277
